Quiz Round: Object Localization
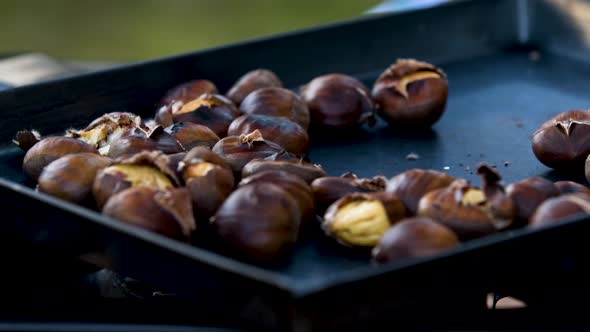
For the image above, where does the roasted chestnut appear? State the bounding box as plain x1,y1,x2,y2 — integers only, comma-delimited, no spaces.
228,114,309,156
529,194,590,228
66,112,147,155
531,110,590,169
179,147,234,223
93,151,179,209
372,217,459,264
108,126,184,159
38,153,112,204
166,152,187,182
555,181,590,195
210,182,300,262
23,136,98,181
13,129,41,152
417,164,514,240
170,94,240,137
239,170,315,228
103,187,196,240
239,87,310,130
506,177,559,223
311,174,387,213
372,59,448,128
322,191,406,248
226,69,282,106
164,122,220,150
300,74,375,129
386,169,454,215
159,79,218,108
242,157,326,184
212,130,286,173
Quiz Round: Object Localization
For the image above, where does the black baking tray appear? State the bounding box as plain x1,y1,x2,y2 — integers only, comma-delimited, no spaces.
3,0,590,330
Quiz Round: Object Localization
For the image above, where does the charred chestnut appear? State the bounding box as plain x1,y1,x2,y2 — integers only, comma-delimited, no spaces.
13,129,41,152
228,114,309,156
103,187,196,240
108,126,184,159
555,181,590,195
372,217,459,264
23,136,98,181
242,157,326,184
372,59,448,128
323,192,406,248
38,153,112,204
506,177,559,222
170,94,240,137
386,169,454,216
239,87,310,130
164,122,219,150
531,110,590,169
212,130,286,173
311,174,387,213
529,194,590,228
210,182,300,262
226,69,282,106
417,164,514,240
300,74,375,129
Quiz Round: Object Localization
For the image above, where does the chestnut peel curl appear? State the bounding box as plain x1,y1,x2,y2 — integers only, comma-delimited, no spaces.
242,158,326,184
212,130,286,173
372,59,448,128
226,69,282,106
323,192,406,247
386,169,454,215
529,194,590,228
239,87,310,130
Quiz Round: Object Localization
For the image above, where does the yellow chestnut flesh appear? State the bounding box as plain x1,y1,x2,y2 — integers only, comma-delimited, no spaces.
103,165,173,189
330,199,391,247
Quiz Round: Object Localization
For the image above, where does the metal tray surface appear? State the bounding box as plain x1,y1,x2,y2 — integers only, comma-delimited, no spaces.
2,0,590,330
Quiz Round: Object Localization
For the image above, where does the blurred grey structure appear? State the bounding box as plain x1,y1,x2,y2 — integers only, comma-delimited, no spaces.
367,0,457,13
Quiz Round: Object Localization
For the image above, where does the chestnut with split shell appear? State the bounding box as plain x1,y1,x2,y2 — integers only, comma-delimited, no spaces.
311,174,387,213
108,126,184,159
226,69,282,106
239,87,310,130
242,156,326,184
164,122,220,150
386,169,454,216
171,94,240,137
529,193,590,228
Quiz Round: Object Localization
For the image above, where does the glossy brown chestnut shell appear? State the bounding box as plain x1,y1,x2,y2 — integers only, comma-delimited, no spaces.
372,59,448,128
311,174,387,213
372,217,460,264
159,79,218,108
164,122,220,150
529,194,590,228
38,153,112,204
239,87,310,130
170,94,240,137
210,182,301,262
108,126,184,159
506,177,559,222
417,164,515,240
22,136,98,181
531,110,590,169
386,169,454,216
300,73,375,129
322,191,406,248
103,187,196,240
241,157,326,184
13,129,41,152
211,130,286,173
226,69,282,106
228,114,309,156
555,181,590,195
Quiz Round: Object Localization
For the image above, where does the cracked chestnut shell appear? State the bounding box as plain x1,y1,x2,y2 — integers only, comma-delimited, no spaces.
13,129,41,152
210,182,301,262
226,69,282,106
239,87,310,130
311,174,387,214
92,151,179,209
212,130,286,173
170,94,240,137
506,177,559,223
164,122,220,150
108,126,184,159
372,59,448,128
323,191,406,248
372,217,459,264
228,114,309,156
239,170,315,228
156,79,219,127
38,153,112,205
386,169,454,216
242,157,326,184
103,187,196,240
529,193,590,228
531,110,590,169
300,74,375,129
555,181,590,195
23,136,98,181
417,164,515,240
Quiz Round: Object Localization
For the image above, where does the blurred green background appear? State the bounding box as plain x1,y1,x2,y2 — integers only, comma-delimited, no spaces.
0,0,380,62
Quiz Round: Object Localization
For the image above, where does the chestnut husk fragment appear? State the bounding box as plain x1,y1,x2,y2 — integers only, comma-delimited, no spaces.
322,191,406,248
529,194,590,228
239,87,310,130
103,187,196,240
159,79,218,108
108,126,184,159
506,177,559,223
372,58,448,128
164,122,220,150
300,73,375,129
242,157,326,184
38,153,112,204
372,217,459,264
531,110,590,169
171,94,240,137
228,114,309,156
13,129,41,152
555,181,590,195
226,69,282,106
23,136,98,181
386,169,454,216
210,182,301,262
311,174,387,213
